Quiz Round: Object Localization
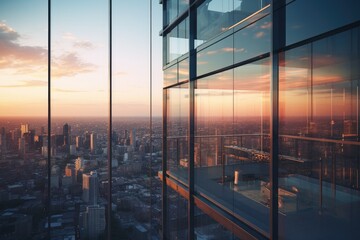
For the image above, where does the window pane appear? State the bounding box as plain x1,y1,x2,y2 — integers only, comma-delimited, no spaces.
166,83,189,183
52,1,109,239
278,27,360,240
285,0,360,46
0,1,48,239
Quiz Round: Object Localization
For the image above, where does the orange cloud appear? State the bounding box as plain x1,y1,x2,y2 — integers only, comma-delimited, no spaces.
0,80,47,88
0,22,47,69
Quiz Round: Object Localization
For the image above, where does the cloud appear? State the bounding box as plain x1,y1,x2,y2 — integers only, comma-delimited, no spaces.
62,32,95,49
0,80,47,88
62,32,76,41
53,88,87,93
0,22,20,41
52,52,96,78
73,40,94,49
0,22,47,69
115,71,127,76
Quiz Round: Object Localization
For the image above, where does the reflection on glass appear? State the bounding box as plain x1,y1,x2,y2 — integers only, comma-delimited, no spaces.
234,15,270,64
279,27,360,239
178,57,189,82
197,35,233,76
197,0,269,44
166,17,189,64
164,64,177,87
285,0,360,46
194,58,270,235
166,83,189,182
166,0,189,25
195,206,239,240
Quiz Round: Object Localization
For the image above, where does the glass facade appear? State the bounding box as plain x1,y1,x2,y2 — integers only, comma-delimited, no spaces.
162,0,360,239
0,1,163,240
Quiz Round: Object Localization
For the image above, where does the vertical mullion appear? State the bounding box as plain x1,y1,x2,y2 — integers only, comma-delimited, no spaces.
188,1,196,239
47,0,51,238
107,0,113,239
162,89,168,240
270,1,285,239
149,0,153,237
162,1,167,239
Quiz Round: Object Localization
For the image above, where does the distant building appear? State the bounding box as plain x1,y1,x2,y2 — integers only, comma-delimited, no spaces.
69,144,76,155
20,124,29,137
76,136,83,149
82,171,98,205
65,163,76,184
79,205,105,240
130,128,136,149
63,123,70,146
90,133,96,153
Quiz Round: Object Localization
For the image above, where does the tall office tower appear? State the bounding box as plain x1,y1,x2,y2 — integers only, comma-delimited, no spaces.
40,126,45,135
79,205,106,240
160,1,360,239
75,157,84,171
51,165,60,188
130,128,136,148
84,132,90,149
82,171,99,205
90,132,96,153
75,157,84,183
18,137,26,156
63,123,70,146
76,136,83,149
65,163,76,184
69,144,76,155
20,124,29,137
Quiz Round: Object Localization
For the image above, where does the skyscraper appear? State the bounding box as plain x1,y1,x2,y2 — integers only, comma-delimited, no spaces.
161,0,360,239
63,123,70,147
90,132,96,153
20,124,28,137
82,171,99,205
79,205,106,240
130,128,136,149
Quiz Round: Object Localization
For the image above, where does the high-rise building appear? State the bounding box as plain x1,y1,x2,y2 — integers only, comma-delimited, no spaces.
79,205,106,240
90,132,96,153
76,135,83,149
161,1,360,239
65,163,76,184
82,171,98,205
130,128,136,149
63,123,70,146
20,124,28,137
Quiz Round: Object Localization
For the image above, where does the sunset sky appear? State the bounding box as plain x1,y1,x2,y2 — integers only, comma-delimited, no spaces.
0,0,163,117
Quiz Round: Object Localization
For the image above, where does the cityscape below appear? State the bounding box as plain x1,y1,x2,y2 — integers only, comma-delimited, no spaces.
0,116,163,240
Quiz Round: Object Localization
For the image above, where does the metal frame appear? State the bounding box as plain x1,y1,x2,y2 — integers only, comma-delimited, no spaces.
47,0,51,238
188,0,196,239
107,0,113,238
162,88,168,240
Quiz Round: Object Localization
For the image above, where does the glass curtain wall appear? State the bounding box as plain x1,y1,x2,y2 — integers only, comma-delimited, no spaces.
0,1,48,239
51,1,109,239
162,0,271,239
278,26,360,240
111,1,163,240
0,1,162,240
